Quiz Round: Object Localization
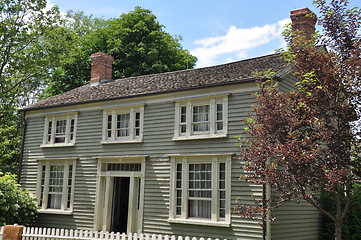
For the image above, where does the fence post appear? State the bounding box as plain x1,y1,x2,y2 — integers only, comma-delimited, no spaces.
2,225,24,240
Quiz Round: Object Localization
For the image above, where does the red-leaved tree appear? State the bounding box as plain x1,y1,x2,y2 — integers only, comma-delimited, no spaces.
237,1,361,240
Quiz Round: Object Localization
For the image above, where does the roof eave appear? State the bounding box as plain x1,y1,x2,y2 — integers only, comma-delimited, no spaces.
20,77,259,113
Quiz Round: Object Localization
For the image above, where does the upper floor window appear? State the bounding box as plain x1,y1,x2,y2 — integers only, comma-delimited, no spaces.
169,154,231,227
102,105,144,143
37,158,76,214
174,96,228,140
42,113,78,147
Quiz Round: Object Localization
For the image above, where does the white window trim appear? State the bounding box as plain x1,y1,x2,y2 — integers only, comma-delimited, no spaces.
169,154,231,227
41,113,78,147
173,96,228,140
101,105,144,144
36,158,77,214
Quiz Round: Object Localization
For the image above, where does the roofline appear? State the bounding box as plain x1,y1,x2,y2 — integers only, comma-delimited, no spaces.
114,53,282,80
20,77,258,112
20,52,288,113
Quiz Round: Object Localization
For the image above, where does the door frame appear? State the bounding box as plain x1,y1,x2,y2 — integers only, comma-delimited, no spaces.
94,156,146,233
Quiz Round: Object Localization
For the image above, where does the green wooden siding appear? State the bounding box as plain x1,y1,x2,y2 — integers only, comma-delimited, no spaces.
20,78,319,240
271,200,321,240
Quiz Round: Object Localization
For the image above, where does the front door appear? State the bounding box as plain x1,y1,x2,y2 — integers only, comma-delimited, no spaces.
94,159,145,234
110,177,130,233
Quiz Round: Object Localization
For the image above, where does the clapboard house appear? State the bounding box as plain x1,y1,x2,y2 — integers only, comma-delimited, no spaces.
19,8,321,240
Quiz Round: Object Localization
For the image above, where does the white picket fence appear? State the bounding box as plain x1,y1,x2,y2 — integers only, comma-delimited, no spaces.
0,227,225,240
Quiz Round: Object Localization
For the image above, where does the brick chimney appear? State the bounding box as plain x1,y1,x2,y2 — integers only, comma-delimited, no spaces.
90,52,114,85
290,8,317,39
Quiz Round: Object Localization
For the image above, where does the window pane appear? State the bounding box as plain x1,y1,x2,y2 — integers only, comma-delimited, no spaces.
107,115,112,128
67,165,73,208
216,103,224,131
188,163,212,219
176,190,182,215
48,194,62,209
180,106,187,123
40,165,47,206
47,121,52,143
219,162,226,218
179,106,187,134
47,165,64,209
135,112,140,127
176,163,182,216
192,105,210,132
69,119,75,141
217,122,223,131
106,115,112,138
193,105,209,121
216,103,223,117
107,163,141,171
116,113,130,137
55,120,66,143
188,199,211,218
135,112,141,136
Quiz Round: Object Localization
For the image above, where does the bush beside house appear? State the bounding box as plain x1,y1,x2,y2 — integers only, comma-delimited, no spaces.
0,172,38,226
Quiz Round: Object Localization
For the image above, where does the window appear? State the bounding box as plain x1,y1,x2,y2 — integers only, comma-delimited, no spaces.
174,96,228,140
37,159,76,213
102,106,144,143
169,155,231,227
42,113,78,147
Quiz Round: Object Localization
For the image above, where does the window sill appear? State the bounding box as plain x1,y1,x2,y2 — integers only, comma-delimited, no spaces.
40,143,75,148
173,133,227,141
38,209,73,215
168,218,230,227
101,139,143,144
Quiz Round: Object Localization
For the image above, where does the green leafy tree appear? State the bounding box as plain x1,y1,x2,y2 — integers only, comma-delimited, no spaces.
40,11,107,98
0,172,38,225
42,6,197,97
0,0,62,173
106,7,197,79
236,1,360,240
0,115,22,174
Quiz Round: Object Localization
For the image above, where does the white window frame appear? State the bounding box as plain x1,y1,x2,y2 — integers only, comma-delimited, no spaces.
168,154,231,227
41,113,78,147
174,95,228,140
101,105,144,144
36,158,77,214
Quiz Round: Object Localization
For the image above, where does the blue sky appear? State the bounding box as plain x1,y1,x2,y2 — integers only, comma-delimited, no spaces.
48,0,359,68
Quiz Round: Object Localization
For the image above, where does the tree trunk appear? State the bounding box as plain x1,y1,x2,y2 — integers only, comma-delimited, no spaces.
334,190,342,240
334,219,342,240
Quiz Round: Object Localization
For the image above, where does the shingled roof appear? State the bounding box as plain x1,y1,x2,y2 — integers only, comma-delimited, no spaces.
22,53,287,112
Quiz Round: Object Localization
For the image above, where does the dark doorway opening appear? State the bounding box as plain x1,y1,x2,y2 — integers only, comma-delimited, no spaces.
110,177,130,233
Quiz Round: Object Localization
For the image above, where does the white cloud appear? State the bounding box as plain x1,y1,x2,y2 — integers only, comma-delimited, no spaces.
191,18,290,68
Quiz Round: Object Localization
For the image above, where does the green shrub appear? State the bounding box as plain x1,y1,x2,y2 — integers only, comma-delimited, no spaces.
320,184,361,240
0,172,38,226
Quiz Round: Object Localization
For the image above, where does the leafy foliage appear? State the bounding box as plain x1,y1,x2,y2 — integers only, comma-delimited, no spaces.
0,0,62,174
39,11,107,98
320,184,361,240
0,172,38,225
0,115,22,174
0,2,196,173
41,6,197,97
106,7,197,79
237,1,360,239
